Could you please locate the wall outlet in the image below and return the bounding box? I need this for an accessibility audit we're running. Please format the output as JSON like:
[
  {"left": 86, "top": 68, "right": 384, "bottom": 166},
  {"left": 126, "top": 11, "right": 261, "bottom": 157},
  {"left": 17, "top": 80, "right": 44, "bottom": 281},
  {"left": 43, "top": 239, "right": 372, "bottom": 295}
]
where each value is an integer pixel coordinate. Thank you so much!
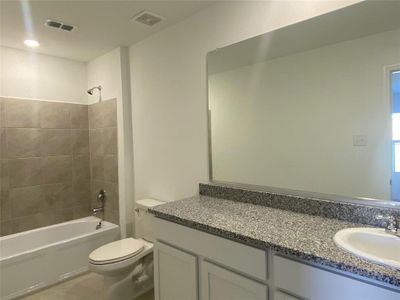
[{"left": 353, "top": 135, "right": 368, "bottom": 146}]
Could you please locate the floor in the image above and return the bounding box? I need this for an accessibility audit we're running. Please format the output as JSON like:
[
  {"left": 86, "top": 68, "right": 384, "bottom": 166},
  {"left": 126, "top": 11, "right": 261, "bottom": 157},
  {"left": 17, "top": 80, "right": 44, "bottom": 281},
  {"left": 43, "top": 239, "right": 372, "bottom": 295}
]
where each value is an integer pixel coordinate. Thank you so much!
[{"left": 19, "top": 272, "right": 154, "bottom": 300}]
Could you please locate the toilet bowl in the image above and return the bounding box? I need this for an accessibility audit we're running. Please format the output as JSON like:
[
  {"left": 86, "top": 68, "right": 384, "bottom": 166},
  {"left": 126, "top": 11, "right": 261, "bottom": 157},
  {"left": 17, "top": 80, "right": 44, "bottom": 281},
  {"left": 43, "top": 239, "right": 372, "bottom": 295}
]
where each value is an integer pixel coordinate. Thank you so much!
[
  {"left": 89, "top": 238, "right": 153, "bottom": 300},
  {"left": 88, "top": 199, "right": 164, "bottom": 300}
]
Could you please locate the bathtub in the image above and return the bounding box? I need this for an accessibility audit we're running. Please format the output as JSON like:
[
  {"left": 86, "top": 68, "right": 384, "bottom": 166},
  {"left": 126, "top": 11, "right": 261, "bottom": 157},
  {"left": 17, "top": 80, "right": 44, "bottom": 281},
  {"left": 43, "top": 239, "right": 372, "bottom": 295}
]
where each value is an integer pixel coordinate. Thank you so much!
[{"left": 0, "top": 216, "right": 119, "bottom": 299}]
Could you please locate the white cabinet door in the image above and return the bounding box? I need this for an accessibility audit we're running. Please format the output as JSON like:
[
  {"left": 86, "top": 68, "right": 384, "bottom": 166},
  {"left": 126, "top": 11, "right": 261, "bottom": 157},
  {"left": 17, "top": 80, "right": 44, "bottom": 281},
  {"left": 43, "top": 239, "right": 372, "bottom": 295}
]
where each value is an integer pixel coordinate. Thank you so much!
[
  {"left": 154, "top": 241, "right": 198, "bottom": 300},
  {"left": 274, "top": 291, "right": 302, "bottom": 300},
  {"left": 201, "top": 261, "right": 268, "bottom": 300},
  {"left": 274, "top": 256, "right": 400, "bottom": 300}
]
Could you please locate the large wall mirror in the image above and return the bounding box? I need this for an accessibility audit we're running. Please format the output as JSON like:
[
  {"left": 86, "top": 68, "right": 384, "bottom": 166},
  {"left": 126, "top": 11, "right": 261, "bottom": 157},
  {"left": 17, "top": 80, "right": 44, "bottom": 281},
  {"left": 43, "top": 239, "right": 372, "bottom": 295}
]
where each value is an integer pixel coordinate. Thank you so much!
[{"left": 207, "top": 1, "right": 400, "bottom": 203}]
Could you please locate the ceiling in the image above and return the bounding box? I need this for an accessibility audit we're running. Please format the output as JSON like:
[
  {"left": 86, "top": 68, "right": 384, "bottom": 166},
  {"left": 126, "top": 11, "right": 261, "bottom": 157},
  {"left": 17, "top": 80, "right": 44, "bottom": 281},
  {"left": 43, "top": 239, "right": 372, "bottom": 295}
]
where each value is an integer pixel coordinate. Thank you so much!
[
  {"left": 0, "top": 0, "right": 214, "bottom": 62},
  {"left": 208, "top": 1, "right": 400, "bottom": 74}
]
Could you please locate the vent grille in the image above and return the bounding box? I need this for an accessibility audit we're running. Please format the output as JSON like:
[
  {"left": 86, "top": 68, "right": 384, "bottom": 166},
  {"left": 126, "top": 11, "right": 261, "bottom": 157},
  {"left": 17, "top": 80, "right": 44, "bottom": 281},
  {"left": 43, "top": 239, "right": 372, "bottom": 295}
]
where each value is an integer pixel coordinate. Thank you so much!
[
  {"left": 132, "top": 10, "right": 165, "bottom": 27},
  {"left": 45, "top": 19, "right": 76, "bottom": 32}
]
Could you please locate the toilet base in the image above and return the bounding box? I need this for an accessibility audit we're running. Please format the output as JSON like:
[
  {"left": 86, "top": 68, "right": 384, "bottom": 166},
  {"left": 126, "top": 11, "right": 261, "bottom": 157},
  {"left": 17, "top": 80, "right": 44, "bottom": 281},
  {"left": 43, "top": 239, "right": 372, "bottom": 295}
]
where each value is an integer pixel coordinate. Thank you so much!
[
  {"left": 102, "top": 255, "right": 154, "bottom": 300},
  {"left": 103, "top": 270, "right": 133, "bottom": 300}
]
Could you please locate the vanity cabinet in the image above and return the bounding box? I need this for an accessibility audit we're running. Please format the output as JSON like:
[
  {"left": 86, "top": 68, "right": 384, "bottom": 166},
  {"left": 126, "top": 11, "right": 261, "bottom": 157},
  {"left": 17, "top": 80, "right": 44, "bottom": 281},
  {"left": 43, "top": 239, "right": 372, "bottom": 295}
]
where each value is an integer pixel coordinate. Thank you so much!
[
  {"left": 200, "top": 261, "right": 267, "bottom": 300},
  {"left": 153, "top": 218, "right": 399, "bottom": 300}
]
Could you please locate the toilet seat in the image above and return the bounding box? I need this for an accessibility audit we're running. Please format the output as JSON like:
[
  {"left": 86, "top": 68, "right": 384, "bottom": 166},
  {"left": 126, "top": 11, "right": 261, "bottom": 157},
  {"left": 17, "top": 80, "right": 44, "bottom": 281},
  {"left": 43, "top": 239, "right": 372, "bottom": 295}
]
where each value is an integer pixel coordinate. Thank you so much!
[{"left": 89, "top": 238, "right": 144, "bottom": 265}]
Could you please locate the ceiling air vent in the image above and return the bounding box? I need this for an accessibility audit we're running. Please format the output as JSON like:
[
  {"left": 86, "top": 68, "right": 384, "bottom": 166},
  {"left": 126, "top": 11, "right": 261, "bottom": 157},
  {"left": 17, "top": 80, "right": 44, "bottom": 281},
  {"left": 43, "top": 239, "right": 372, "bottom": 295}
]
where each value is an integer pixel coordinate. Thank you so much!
[
  {"left": 132, "top": 10, "right": 165, "bottom": 27},
  {"left": 45, "top": 19, "right": 76, "bottom": 32}
]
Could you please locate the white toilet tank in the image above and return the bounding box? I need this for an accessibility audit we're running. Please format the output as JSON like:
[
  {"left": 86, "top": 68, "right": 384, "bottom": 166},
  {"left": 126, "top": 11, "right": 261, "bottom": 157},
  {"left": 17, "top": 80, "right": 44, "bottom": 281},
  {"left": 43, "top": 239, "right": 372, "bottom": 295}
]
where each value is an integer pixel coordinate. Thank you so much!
[{"left": 134, "top": 199, "right": 164, "bottom": 242}]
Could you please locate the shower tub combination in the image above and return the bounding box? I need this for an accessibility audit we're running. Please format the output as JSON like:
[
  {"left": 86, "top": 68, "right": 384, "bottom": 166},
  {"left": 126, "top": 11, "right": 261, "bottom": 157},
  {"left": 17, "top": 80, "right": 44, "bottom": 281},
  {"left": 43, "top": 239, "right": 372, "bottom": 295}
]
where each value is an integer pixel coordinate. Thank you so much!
[{"left": 0, "top": 216, "right": 119, "bottom": 299}]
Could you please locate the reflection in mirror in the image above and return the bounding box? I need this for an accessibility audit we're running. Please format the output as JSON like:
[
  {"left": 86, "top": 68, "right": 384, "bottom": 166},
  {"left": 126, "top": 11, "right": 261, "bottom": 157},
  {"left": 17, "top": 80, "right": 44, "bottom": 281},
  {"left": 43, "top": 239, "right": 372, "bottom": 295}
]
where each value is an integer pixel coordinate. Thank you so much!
[
  {"left": 392, "top": 71, "right": 400, "bottom": 201},
  {"left": 207, "top": 1, "right": 400, "bottom": 202}
]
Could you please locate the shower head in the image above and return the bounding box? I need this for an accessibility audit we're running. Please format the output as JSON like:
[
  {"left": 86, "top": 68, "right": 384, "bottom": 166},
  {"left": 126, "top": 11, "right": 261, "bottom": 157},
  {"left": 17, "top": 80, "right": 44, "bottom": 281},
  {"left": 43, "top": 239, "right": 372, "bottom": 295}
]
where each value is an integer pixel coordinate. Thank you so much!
[
  {"left": 87, "top": 85, "right": 102, "bottom": 101},
  {"left": 87, "top": 85, "right": 101, "bottom": 95}
]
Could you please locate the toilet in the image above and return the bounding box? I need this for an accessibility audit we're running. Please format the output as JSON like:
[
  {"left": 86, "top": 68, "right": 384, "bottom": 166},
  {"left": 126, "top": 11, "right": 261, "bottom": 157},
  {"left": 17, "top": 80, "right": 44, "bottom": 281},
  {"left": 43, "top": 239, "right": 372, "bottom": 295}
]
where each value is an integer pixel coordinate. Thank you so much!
[{"left": 89, "top": 199, "right": 164, "bottom": 300}]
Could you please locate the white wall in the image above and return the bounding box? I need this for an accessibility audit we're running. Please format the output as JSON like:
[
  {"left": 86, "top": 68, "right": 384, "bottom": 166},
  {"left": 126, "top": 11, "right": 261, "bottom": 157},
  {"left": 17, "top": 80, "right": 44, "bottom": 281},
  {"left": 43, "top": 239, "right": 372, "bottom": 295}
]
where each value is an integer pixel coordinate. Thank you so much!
[
  {"left": 87, "top": 48, "right": 122, "bottom": 104},
  {"left": 129, "top": 0, "right": 361, "bottom": 202},
  {"left": 0, "top": 46, "right": 87, "bottom": 103},
  {"left": 86, "top": 47, "right": 134, "bottom": 237},
  {"left": 210, "top": 29, "right": 400, "bottom": 200}
]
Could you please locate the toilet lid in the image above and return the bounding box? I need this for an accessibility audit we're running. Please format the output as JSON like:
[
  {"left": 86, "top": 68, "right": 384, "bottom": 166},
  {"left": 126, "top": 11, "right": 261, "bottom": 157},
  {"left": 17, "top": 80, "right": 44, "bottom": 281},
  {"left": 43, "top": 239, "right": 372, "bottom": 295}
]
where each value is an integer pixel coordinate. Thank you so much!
[{"left": 89, "top": 238, "right": 144, "bottom": 264}]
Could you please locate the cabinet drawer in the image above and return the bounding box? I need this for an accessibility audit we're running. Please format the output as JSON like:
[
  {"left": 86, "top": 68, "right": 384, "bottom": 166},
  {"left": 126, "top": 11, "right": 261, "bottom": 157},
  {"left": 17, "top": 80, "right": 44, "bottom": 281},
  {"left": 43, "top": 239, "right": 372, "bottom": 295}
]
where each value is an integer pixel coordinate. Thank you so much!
[
  {"left": 201, "top": 260, "right": 267, "bottom": 300},
  {"left": 274, "top": 256, "right": 400, "bottom": 300},
  {"left": 154, "top": 217, "right": 267, "bottom": 281}
]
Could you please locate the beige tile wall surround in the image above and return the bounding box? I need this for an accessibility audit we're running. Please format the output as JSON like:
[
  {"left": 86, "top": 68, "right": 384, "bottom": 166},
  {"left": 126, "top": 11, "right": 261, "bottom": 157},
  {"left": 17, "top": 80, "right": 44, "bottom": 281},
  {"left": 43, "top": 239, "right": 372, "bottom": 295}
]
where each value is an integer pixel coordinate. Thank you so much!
[
  {"left": 72, "top": 130, "right": 90, "bottom": 154},
  {"left": 40, "top": 102, "right": 71, "bottom": 129},
  {"left": 0, "top": 128, "right": 6, "bottom": 158},
  {"left": 8, "top": 158, "right": 42, "bottom": 187},
  {"left": 41, "top": 129, "right": 72, "bottom": 156},
  {"left": 4, "top": 99, "right": 40, "bottom": 128},
  {"left": 0, "top": 97, "right": 94, "bottom": 236},
  {"left": 88, "top": 98, "right": 119, "bottom": 225},
  {"left": 6, "top": 128, "right": 42, "bottom": 158},
  {"left": 0, "top": 100, "right": 5, "bottom": 127}
]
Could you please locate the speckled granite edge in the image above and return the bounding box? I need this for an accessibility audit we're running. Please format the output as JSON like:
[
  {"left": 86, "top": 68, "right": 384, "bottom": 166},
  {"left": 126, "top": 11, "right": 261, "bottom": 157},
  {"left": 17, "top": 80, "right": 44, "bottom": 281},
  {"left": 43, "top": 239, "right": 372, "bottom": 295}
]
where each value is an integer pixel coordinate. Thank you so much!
[
  {"left": 199, "top": 183, "right": 400, "bottom": 227},
  {"left": 150, "top": 208, "right": 400, "bottom": 288}
]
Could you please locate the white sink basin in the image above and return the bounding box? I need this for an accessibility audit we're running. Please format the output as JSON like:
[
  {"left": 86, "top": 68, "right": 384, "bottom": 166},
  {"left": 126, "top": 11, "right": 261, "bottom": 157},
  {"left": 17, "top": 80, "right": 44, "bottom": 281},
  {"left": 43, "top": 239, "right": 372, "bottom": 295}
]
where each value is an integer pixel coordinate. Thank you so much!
[{"left": 334, "top": 228, "right": 400, "bottom": 270}]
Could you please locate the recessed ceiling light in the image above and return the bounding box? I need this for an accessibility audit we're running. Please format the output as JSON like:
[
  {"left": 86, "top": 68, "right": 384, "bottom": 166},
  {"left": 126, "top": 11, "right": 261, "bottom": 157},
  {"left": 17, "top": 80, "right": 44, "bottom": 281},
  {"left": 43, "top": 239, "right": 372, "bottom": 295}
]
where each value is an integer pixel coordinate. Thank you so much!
[{"left": 24, "top": 39, "right": 40, "bottom": 48}]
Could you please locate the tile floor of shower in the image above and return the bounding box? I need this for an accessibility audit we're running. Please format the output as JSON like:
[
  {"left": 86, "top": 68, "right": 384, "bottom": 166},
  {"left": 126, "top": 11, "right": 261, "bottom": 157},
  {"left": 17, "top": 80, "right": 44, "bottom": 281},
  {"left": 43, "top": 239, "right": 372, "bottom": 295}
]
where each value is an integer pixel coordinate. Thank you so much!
[{"left": 19, "top": 273, "right": 154, "bottom": 300}]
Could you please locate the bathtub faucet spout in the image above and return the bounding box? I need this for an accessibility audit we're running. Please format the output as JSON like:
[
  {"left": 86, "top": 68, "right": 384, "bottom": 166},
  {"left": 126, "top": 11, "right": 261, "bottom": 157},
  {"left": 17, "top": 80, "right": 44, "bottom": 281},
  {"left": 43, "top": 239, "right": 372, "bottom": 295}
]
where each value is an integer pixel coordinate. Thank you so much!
[
  {"left": 92, "top": 207, "right": 104, "bottom": 214},
  {"left": 92, "top": 207, "right": 104, "bottom": 230},
  {"left": 93, "top": 189, "right": 106, "bottom": 230}
]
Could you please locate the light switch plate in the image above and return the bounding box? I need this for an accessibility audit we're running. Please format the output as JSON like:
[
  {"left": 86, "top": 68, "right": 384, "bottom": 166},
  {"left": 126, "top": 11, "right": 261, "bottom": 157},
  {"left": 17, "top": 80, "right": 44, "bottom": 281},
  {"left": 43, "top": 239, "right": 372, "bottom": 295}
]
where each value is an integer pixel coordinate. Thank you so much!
[{"left": 353, "top": 135, "right": 368, "bottom": 146}]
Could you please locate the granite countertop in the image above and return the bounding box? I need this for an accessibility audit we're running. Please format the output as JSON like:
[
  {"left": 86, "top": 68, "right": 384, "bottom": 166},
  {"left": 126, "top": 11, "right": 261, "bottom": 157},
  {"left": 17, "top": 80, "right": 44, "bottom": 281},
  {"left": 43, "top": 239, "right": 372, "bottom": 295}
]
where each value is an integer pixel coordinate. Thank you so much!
[{"left": 150, "top": 195, "right": 400, "bottom": 288}]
